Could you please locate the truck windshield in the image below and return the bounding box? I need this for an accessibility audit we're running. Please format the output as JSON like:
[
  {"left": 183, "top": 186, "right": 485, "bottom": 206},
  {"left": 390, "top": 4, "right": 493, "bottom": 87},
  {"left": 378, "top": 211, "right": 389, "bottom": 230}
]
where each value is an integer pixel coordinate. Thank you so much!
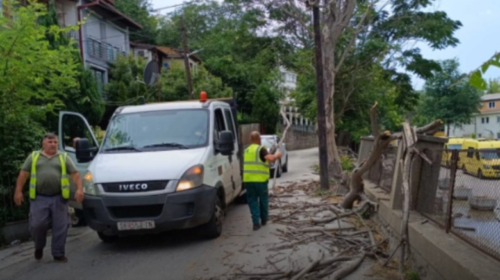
[
  {"left": 480, "top": 150, "right": 500, "bottom": 160},
  {"left": 447, "top": 144, "right": 462, "bottom": 150},
  {"left": 102, "top": 109, "right": 209, "bottom": 151}
]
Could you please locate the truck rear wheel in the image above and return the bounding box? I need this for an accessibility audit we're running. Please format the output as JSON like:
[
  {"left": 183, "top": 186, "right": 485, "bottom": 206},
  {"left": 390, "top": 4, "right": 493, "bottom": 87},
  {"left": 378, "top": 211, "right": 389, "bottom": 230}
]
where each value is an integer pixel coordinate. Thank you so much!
[
  {"left": 202, "top": 195, "right": 224, "bottom": 239},
  {"left": 98, "top": 232, "right": 119, "bottom": 243}
]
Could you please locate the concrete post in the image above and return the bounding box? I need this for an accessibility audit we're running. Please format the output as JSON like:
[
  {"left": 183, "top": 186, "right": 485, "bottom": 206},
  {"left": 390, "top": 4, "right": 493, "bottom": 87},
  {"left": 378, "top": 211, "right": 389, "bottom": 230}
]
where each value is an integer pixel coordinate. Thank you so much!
[{"left": 389, "top": 135, "right": 447, "bottom": 210}]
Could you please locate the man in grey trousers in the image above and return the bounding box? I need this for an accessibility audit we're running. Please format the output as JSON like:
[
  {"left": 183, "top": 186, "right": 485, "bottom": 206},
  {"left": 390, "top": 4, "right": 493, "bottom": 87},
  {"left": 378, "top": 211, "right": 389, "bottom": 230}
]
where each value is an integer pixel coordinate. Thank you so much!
[{"left": 14, "top": 133, "right": 84, "bottom": 263}]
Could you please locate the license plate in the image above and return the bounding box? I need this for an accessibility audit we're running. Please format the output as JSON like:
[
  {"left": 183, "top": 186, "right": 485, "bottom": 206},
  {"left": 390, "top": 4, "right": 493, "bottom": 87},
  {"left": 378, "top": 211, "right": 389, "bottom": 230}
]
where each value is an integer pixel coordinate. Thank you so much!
[{"left": 117, "top": 221, "right": 155, "bottom": 231}]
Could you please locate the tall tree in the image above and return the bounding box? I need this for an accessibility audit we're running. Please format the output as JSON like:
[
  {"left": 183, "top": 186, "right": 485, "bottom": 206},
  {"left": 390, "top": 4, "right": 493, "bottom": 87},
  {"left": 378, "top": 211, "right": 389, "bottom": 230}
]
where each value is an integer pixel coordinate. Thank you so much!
[
  {"left": 248, "top": 0, "right": 461, "bottom": 181},
  {"left": 157, "top": 1, "right": 287, "bottom": 132},
  {"left": 486, "top": 78, "right": 500, "bottom": 94},
  {"left": 115, "top": 0, "right": 159, "bottom": 44},
  {"left": 0, "top": 0, "right": 80, "bottom": 226},
  {"left": 422, "top": 59, "right": 482, "bottom": 135},
  {"left": 159, "top": 62, "right": 233, "bottom": 101}
]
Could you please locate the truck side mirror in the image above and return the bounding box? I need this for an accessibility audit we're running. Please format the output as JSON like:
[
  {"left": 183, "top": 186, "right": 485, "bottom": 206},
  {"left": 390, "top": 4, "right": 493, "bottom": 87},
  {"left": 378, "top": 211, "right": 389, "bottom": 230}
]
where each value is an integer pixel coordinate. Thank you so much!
[
  {"left": 75, "top": 138, "right": 97, "bottom": 163},
  {"left": 218, "top": 131, "right": 234, "bottom": 156}
]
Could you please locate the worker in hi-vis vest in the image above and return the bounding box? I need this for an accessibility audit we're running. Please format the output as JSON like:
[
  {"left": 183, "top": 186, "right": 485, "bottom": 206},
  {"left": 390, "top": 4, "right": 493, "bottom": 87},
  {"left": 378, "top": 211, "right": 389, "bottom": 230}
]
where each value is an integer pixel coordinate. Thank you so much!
[
  {"left": 14, "top": 133, "right": 84, "bottom": 263},
  {"left": 243, "top": 131, "right": 282, "bottom": 231}
]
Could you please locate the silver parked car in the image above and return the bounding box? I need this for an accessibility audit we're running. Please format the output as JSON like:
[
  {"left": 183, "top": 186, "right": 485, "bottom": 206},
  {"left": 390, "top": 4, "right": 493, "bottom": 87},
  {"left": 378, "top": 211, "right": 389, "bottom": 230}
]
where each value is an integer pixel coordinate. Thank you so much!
[{"left": 261, "top": 134, "right": 289, "bottom": 178}]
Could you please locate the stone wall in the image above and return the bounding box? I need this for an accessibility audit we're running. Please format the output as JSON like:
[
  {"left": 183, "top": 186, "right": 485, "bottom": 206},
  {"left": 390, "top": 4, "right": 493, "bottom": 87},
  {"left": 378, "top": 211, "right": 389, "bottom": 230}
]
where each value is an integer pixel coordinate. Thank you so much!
[{"left": 280, "top": 125, "right": 318, "bottom": 150}]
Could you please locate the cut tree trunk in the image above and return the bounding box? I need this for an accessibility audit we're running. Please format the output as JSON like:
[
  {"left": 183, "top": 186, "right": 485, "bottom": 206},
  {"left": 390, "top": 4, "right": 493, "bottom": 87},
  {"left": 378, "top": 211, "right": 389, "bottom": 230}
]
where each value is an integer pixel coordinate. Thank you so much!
[{"left": 341, "top": 102, "right": 443, "bottom": 209}]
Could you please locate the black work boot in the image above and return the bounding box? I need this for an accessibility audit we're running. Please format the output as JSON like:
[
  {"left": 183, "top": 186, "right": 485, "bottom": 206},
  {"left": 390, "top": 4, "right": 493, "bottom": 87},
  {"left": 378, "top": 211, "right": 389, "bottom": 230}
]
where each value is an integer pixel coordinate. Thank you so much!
[
  {"left": 253, "top": 224, "right": 261, "bottom": 231},
  {"left": 34, "top": 249, "right": 43, "bottom": 260}
]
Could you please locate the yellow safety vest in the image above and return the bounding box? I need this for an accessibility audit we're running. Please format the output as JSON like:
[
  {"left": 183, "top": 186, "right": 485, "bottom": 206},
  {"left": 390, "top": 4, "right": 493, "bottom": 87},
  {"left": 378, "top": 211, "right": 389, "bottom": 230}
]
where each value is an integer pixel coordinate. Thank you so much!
[
  {"left": 243, "top": 144, "right": 270, "bottom": 182},
  {"left": 29, "top": 151, "right": 70, "bottom": 200}
]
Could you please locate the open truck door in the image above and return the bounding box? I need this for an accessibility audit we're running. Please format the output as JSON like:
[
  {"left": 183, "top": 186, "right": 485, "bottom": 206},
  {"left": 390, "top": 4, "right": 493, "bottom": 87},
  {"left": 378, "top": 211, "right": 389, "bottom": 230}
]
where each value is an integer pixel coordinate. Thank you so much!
[{"left": 58, "top": 111, "right": 99, "bottom": 209}]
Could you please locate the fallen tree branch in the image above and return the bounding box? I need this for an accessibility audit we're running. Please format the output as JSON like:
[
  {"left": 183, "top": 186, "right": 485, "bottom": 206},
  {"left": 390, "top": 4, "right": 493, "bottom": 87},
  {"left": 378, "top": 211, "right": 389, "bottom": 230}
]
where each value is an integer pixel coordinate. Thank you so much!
[
  {"left": 341, "top": 101, "right": 443, "bottom": 209},
  {"left": 271, "top": 105, "right": 292, "bottom": 190},
  {"left": 290, "top": 257, "right": 321, "bottom": 280},
  {"left": 330, "top": 252, "right": 367, "bottom": 280}
]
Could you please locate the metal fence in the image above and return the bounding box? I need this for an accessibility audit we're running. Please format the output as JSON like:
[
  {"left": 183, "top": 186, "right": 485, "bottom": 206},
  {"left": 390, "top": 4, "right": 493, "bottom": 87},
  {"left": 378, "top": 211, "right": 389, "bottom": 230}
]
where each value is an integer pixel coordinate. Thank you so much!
[{"left": 416, "top": 149, "right": 500, "bottom": 262}]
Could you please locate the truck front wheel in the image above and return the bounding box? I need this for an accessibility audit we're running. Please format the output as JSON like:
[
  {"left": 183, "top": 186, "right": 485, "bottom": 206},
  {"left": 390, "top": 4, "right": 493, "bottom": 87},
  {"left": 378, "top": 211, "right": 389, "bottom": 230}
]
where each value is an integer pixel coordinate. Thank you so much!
[{"left": 202, "top": 195, "right": 224, "bottom": 239}]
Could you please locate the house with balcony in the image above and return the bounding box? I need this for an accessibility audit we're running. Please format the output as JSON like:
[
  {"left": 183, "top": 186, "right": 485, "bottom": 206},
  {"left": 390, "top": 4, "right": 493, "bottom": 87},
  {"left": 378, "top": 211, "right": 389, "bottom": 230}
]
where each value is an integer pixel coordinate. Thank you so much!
[
  {"left": 130, "top": 42, "right": 202, "bottom": 75},
  {"left": 446, "top": 93, "right": 500, "bottom": 139},
  {"left": 279, "top": 66, "right": 297, "bottom": 105},
  {"left": 278, "top": 67, "right": 315, "bottom": 131},
  {"left": 41, "top": 0, "right": 142, "bottom": 94}
]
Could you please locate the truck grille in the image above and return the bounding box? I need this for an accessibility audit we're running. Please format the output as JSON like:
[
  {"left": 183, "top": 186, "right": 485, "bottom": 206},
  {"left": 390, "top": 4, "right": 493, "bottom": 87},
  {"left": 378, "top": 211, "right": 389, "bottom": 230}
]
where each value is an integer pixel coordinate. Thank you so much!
[
  {"left": 108, "top": 205, "right": 164, "bottom": 219},
  {"left": 102, "top": 181, "right": 169, "bottom": 193}
]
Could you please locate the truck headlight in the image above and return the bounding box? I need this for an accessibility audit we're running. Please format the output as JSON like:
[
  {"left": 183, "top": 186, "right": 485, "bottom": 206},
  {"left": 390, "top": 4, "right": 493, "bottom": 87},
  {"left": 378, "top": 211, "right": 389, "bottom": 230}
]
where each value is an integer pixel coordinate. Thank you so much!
[
  {"left": 176, "top": 165, "right": 204, "bottom": 192},
  {"left": 83, "top": 171, "right": 99, "bottom": 195},
  {"left": 484, "top": 165, "right": 491, "bottom": 169}
]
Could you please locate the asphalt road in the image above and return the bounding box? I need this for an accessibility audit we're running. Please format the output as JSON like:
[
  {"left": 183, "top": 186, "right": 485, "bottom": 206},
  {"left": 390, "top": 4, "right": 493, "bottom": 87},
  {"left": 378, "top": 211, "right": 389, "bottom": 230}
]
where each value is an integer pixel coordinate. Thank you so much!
[{"left": 0, "top": 148, "right": 321, "bottom": 280}]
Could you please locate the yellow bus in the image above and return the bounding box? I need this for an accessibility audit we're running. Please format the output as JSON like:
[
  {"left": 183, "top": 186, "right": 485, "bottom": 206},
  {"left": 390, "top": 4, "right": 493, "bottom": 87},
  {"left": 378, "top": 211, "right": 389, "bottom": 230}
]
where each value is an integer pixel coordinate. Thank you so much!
[
  {"left": 462, "top": 139, "right": 500, "bottom": 179},
  {"left": 441, "top": 138, "right": 466, "bottom": 168}
]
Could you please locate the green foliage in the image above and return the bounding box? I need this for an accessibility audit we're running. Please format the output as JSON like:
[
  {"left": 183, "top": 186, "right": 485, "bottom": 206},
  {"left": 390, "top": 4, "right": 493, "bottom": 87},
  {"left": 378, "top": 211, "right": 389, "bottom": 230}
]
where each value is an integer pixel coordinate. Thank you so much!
[
  {"left": 486, "top": 78, "right": 500, "bottom": 94},
  {"left": 115, "top": 0, "right": 159, "bottom": 44},
  {"left": 340, "top": 156, "right": 355, "bottom": 172},
  {"left": 469, "top": 52, "right": 500, "bottom": 90},
  {"left": 105, "top": 54, "right": 150, "bottom": 104},
  {"left": 39, "top": 0, "right": 105, "bottom": 131},
  {"left": 159, "top": 62, "right": 233, "bottom": 101},
  {"left": 0, "top": 0, "right": 81, "bottom": 226},
  {"left": 157, "top": 1, "right": 285, "bottom": 129},
  {"left": 262, "top": 0, "right": 461, "bottom": 142},
  {"left": 92, "top": 126, "right": 106, "bottom": 145},
  {"left": 420, "top": 59, "right": 482, "bottom": 129},
  {"left": 249, "top": 77, "right": 282, "bottom": 133},
  {"left": 405, "top": 271, "right": 421, "bottom": 280},
  {"left": 0, "top": 0, "right": 80, "bottom": 123}
]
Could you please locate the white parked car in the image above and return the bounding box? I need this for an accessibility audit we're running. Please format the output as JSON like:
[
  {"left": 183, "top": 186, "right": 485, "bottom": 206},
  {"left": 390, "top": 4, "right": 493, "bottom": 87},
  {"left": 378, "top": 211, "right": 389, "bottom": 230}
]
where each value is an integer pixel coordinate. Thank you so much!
[{"left": 261, "top": 135, "right": 288, "bottom": 178}]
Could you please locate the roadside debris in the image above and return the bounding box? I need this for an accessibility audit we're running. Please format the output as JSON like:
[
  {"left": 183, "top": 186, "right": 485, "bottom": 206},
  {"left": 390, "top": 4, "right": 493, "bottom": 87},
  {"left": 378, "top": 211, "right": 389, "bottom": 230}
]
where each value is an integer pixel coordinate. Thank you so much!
[{"left": 231, "top": 180, "right": 388, "bottom": 280}]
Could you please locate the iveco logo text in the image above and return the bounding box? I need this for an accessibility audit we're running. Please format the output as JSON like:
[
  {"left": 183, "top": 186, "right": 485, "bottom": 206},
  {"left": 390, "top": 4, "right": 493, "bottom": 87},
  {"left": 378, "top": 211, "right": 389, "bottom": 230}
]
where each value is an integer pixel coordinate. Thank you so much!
[{"left": 119, "top": 184, "right": 148, "bottom": 191}]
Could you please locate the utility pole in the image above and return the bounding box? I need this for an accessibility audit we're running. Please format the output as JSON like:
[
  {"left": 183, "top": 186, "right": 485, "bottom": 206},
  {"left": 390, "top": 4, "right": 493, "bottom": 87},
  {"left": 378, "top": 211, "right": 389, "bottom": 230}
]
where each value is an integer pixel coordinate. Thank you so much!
[
  {"left": 312, "top": 2, "right": 330, "bottom": 190},
  {"left": 181, "top": 16, "right": 194, "bottom": 100}
]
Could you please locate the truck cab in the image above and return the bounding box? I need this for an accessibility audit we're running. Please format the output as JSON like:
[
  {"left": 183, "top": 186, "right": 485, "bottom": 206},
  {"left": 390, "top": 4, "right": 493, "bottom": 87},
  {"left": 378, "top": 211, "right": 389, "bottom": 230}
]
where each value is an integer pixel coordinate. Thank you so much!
[{"left": 58, "top": 94, "right": 244, "bottom": 242}]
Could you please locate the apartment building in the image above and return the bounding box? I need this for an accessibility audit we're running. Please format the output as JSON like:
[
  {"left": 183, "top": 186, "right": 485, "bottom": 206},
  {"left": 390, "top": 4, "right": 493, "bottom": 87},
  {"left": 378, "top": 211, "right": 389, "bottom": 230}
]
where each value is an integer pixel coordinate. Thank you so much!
[{"left": 42, "top": 0, "right": 142, "bottom": 94}]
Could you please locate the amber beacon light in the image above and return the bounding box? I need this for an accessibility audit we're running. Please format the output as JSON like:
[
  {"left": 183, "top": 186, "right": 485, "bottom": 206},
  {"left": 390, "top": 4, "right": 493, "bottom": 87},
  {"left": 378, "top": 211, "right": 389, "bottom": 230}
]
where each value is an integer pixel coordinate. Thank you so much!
[{"left": 199, "top": 91, "right": 208, "bottom": 102}]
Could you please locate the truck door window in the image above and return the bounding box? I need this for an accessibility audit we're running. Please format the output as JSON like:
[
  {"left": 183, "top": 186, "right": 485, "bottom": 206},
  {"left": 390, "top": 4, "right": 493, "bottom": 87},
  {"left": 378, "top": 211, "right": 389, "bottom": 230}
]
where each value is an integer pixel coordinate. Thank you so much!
[
  {"left": 214, "top": 108, "right": 226, "bottom": 141},
  {"left": 467, "top": 148, "right": 474, "bottom": 158},
  {"left": 61, "top": 114, "right": 98, "bottom": 153},
  {"left": 223, "top": 108, "right": 236, "bottom": 140}
]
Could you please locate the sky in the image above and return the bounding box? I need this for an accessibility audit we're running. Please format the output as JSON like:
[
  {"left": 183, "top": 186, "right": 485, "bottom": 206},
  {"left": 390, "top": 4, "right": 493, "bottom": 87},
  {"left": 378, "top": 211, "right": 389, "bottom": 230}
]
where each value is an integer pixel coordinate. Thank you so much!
[{"left": 149, "top": 0, "right": 500, "bottom": 90}]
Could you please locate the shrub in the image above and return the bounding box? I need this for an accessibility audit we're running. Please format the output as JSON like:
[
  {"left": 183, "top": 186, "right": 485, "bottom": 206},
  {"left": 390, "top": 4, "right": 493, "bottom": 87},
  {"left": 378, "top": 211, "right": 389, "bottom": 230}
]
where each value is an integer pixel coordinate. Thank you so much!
[{"left": 341, "top": 155, "right": 355, "bottom": 172}]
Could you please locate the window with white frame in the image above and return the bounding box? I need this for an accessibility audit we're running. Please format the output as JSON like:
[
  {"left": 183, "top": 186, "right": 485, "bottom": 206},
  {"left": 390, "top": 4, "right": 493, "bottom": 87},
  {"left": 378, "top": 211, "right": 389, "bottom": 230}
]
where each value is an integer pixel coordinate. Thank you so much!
[
  {"left": 488, "top": 101, "right": 496, "bottom": 108},
  {"left": 482, "top": 117, "right": 490, "bottom": 124}
]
